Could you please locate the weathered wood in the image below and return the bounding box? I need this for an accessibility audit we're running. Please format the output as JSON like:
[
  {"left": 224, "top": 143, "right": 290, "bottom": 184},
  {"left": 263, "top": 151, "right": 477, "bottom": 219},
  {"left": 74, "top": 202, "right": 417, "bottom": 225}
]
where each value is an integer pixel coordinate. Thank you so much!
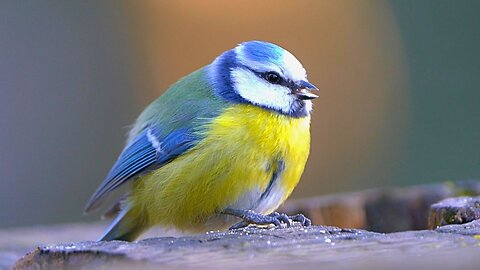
[
  {"left": 13, "top": 221, "right": 480, "bottom": 270},
  {"left": 5, "top": 181, "right": 480, "bottom": 269},
  {"left": 0, "top": 223, "right": 174, "bottom": 270},
  {"left": 280, "top": 180, "right": 480, "bottom": 232},
  {"left": 428, "top": 196, "right": 480, "bottom": 229}
]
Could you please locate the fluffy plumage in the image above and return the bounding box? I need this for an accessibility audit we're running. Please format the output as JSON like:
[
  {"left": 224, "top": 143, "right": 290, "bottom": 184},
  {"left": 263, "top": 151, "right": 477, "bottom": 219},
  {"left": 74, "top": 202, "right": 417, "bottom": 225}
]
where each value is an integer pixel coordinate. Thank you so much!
[{"left": 85, "top": 41, "right": 318, "bottom": 241}]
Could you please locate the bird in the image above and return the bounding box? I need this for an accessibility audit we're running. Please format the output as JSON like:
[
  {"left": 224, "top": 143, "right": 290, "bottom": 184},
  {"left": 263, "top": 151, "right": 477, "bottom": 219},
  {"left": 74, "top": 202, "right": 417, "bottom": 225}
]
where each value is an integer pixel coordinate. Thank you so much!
[{"left": 84, "top": 41, "right": 319, "bottom": 241}]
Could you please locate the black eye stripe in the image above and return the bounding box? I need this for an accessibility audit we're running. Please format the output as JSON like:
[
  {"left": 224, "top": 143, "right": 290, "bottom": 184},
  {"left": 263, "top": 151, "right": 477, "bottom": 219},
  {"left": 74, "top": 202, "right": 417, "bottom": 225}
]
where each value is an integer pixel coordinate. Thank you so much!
[
  {"left": 237, "top": 65, "right": 297, "bottom": 90},
  {"left": 264, "top": 72, "right": 281, "bottom": 84}
]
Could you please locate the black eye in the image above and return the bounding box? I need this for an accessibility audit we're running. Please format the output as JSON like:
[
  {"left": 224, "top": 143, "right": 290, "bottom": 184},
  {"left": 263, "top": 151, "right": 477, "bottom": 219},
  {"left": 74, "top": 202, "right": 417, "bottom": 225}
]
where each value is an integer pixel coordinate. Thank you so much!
[{"left": 265, "top": 72, "right": 282, "bottom": 84}]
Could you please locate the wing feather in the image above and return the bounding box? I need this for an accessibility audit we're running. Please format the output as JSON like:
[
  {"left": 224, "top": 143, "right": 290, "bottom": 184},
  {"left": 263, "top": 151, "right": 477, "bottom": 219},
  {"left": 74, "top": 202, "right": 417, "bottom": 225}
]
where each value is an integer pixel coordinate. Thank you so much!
[{"left": 84, "top": 126, "right": 198, "bottom": 212}]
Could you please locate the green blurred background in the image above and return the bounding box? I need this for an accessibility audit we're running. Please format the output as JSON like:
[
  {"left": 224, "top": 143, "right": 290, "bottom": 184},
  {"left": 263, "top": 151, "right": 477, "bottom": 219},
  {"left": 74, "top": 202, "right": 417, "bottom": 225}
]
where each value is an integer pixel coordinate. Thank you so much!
[{"left": 0, "top": 0, "right": 479, "bottom": 228}]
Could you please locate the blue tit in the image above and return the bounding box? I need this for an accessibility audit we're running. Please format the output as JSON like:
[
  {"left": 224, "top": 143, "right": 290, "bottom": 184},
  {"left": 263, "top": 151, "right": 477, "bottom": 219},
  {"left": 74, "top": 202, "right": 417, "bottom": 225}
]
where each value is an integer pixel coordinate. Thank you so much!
[{"left": 84, "top": 41, "right": 319, "bottom": 241}]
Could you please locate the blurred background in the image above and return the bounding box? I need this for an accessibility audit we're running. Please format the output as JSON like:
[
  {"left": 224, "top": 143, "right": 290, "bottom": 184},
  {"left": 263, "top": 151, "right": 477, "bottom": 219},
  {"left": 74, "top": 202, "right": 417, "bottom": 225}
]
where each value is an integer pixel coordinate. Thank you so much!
[{"left": 1, "top": 0, "right": 479, "bottom": 229}]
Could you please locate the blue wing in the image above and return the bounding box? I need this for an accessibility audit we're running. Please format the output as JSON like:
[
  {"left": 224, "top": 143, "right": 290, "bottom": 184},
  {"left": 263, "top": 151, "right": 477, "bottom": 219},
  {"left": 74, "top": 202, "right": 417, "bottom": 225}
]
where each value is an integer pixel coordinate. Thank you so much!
[{"left": 84, "top": 126, "right": 199, "bottom": 212}]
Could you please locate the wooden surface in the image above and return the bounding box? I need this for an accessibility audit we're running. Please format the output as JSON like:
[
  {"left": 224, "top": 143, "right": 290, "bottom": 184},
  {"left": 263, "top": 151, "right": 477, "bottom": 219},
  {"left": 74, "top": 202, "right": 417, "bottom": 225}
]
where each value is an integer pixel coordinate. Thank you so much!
[
  {"left": 4, "top": 181, "right": 480, "bottom": 270},
  {"left": 279, "top": 180, "right": 480, "bottom": 232},
  {"left": 428, "top": 196, "right": 480, "bottom": 228},
  {"left": 14, "top": 221, "right": 480, "bottom": 270}
]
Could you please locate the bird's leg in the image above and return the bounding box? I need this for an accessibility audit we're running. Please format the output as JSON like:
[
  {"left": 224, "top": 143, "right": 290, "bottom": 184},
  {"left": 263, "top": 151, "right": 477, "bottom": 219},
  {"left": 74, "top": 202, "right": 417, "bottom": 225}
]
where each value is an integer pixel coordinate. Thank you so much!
[
  {"left": 287, "top": 213, "right": 312, "bottom": 226},
  {"left": 222, "top": 208, "right": 312, "bottom": 230},
  {"left": 266, "top": 212, "right": 311, "bottom": 227},
  {"left": 224, "top": 208, "right": 281, "bottom": 229}
]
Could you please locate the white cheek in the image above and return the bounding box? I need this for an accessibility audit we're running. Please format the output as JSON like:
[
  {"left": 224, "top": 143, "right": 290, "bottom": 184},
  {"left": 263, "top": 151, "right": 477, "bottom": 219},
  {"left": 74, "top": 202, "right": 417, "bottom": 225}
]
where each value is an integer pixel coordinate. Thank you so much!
[
  {"left": 304, "top": 100, "right": 312, "bottom": 113},
  {"left": 231, "top": 68, "right": 295, "bottom": 113}
]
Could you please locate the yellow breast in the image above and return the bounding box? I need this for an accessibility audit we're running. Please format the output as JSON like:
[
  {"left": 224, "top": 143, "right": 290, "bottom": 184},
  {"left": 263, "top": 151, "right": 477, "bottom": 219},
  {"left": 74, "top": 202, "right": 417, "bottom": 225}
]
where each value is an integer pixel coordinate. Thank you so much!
[{"left": 131, "top": 104, "right": 311, "bottom": 231}]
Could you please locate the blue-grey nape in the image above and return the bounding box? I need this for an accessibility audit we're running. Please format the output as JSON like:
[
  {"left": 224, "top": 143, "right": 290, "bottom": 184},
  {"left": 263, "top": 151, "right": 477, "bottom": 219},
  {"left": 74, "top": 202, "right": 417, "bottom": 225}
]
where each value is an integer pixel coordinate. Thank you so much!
[{"left": 208, "top": 50, "right": 246, "bottom": 104}]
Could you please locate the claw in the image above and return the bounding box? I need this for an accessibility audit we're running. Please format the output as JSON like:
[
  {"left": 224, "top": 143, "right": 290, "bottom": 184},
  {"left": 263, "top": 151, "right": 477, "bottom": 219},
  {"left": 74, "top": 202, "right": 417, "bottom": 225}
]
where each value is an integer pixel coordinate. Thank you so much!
[
  {"left": 229, "top": 221, "right": 250, "bottom": 230},
  {"left": 223, "top": 208, "right": 311, "bottom": 230},
  {"left": 268, "top": 212, "right": 292, "bottom": 227},
  {"left": 269, "top": 215, "right": 282, "bottom": 227},
  {"left": 289, "top": 214, "right": 312, "bottom": 226}
]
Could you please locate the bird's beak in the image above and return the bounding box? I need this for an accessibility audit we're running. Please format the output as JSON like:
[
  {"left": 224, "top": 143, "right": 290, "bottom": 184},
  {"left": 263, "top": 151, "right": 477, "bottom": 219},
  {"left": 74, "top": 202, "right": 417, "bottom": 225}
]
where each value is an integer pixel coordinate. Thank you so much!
[{"left": 294, "top": 80, "right": 319, "bottom": 100}]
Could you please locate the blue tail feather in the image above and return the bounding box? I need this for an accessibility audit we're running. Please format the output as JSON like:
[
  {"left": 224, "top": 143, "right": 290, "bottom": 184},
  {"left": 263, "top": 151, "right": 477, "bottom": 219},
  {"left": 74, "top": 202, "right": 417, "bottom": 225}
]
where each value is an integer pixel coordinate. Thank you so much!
[{"left": 99, "top": 204, "right": 144, "bottom": 242}]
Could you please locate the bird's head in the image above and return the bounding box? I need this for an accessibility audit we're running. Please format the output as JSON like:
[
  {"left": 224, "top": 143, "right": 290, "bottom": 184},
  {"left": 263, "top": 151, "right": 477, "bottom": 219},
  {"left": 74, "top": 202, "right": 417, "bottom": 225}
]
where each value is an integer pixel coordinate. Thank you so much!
[{"left": 208, "top": 41, "right": 318, "bottom": 118}]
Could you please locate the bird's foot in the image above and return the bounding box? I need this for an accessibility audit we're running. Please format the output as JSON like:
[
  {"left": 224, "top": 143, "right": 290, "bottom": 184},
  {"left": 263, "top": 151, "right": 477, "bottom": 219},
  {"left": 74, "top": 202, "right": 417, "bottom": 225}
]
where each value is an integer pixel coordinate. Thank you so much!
[{"left": 223, "top": 208, "right": 311, "bottom": 230}]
